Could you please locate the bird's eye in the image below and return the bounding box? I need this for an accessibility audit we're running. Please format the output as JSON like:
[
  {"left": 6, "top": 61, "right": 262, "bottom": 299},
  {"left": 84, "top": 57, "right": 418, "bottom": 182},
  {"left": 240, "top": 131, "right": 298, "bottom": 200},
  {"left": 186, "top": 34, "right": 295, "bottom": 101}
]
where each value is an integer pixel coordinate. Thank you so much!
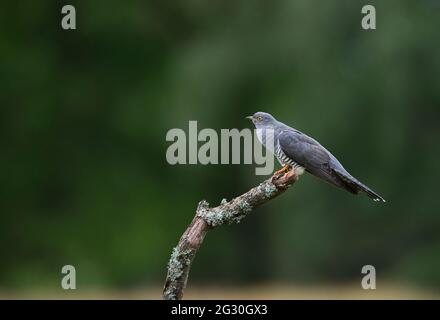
[{"left": 257, "top": 116, "right": 263, "bottom": 121}]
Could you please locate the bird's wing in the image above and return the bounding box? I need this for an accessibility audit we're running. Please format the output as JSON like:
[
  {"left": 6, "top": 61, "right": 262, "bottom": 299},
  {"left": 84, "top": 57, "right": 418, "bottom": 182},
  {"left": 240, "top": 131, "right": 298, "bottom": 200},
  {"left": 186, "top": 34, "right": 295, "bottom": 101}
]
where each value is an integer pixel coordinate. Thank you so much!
[
  {"left": 278, "top": 129, "right": 345, "bottom": 188},
  {"left": 278, "top": 129, "right": 386, "bottom": 201}
]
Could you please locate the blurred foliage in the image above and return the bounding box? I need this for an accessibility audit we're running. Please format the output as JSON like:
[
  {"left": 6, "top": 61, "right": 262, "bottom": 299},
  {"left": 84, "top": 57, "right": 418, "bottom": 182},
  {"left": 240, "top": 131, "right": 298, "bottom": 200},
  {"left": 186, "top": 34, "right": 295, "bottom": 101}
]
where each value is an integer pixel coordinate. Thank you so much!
[{"left": 1, "top": 0, "right": 440, "bottom": 292}]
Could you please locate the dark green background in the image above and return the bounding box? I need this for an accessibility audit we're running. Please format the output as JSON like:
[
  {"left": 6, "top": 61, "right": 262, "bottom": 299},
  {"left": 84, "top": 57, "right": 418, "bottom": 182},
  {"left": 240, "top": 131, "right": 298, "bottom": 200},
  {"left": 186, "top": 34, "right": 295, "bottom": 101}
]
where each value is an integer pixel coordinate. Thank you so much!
[{"left": 1, "top": 0, "right": 440, "bottom": 294}]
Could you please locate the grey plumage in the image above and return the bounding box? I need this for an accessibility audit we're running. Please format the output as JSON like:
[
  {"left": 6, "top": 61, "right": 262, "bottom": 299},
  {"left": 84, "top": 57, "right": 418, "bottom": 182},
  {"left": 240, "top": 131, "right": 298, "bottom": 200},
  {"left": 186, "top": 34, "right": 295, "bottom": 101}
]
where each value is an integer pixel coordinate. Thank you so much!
[{"left": 248, "top": 112, "right": 386, "bottom": 202}]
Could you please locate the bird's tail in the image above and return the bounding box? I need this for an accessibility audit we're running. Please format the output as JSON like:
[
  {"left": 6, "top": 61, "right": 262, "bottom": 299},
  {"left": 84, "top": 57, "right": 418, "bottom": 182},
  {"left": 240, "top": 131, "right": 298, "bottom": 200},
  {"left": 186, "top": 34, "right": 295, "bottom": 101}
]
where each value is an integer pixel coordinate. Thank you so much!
[{"left": 333, "top": 169, "right": 386, "bottom": 203}]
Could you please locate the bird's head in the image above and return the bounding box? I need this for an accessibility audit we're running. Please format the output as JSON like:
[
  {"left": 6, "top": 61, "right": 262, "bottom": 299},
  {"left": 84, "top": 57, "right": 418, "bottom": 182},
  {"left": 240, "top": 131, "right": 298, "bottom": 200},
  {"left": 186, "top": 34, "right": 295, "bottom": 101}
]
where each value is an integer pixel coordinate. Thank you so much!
[{"left": 246, "top": 112, "right": 278, "bottom": 128}]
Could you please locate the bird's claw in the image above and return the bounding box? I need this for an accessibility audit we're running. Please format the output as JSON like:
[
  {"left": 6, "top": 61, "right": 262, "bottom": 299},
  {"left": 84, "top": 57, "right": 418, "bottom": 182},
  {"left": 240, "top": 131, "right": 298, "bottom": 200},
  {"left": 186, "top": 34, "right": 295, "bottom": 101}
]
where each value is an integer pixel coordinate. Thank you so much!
[
  {"left": 274, "top": 165, "right": 290, "bottom": 176},
  {"left": 272, "top": 167, "right": 298, "bottom": 186}
]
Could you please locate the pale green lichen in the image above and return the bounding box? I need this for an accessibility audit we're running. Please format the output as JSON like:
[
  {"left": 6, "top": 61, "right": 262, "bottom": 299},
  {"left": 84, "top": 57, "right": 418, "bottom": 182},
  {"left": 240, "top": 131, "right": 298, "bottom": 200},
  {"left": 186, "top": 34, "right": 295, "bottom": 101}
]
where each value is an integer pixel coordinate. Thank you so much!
[
  {"left": 220, "top": 198, "right": 228, "bottom": 205},
  {"left": 263, "top": 182, "right": 277, "bottom": 197},
  {"left": 164, "top": 247, "right": 195, "bottom": 300},
  {"left": 230, "top": 211, "right": 246, "bottom": 224},
  {"left": 164, "top": 291, "right": 178, "bottom": 300},
  {"left": 199, "top": 208, "right": 230, "bottom": 227},
  {"left": 199, "top": 206, "right": 247, "bottom": 227},
  {"left": 167, "top": 247, "right": 193, "bottom": 282},
  {"left": 239, "top": 201, "right": 252, "bottom": 213},
  {"left": 196, "top": 200, "right": 210, "bottom": 217},
  {"left": 198, "top": 198, "right": 254, "bottom": 227}
]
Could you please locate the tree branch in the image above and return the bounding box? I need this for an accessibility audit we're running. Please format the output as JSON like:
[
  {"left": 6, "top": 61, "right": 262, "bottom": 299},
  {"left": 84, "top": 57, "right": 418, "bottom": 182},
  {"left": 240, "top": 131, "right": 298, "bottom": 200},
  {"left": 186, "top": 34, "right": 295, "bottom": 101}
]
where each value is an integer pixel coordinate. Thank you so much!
[{"left": 162, "top": 169, "right": 300, "bottom": 300}]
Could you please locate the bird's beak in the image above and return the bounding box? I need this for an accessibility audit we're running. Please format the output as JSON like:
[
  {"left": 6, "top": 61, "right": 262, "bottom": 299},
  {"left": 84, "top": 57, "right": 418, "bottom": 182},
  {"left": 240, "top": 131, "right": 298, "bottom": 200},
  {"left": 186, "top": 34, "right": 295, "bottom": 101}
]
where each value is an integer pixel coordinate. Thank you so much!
[{"left": 245, "top": 116, "right": 253, "bottom": 121}]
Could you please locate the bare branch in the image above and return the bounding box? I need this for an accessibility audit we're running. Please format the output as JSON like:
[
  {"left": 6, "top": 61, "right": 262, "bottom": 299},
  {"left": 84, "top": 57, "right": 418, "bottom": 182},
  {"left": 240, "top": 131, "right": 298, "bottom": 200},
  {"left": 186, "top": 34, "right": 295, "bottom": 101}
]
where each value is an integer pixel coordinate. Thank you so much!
[{"left": 162, "top": 169, "right": 299, "bottom": 300}]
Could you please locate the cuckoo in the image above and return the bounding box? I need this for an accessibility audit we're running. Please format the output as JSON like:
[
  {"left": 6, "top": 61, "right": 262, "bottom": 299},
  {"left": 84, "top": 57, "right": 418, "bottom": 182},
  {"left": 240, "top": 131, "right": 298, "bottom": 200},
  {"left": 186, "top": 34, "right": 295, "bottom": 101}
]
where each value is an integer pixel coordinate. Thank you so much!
[{"left": 247, "top": 112, "right": 386, "bottom": 202}]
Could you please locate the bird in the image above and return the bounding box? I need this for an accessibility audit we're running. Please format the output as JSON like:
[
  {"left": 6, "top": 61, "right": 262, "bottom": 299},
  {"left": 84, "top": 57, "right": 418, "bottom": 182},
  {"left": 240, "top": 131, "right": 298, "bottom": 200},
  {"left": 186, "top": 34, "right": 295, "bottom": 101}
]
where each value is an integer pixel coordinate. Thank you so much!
[{"left": 246, "top": 112, "right": 386, "bottom": 202}]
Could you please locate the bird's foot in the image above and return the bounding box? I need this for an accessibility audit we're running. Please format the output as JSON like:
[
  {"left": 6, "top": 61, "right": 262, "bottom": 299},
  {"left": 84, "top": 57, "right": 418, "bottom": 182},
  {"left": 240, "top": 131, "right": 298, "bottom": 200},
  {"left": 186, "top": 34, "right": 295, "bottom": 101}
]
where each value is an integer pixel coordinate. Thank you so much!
[
  {"left": 272, "top": 167, "right": 299, "bottom": 186},
  {"left": 274, "top": 165, "right": 290, "bottom": 176}
]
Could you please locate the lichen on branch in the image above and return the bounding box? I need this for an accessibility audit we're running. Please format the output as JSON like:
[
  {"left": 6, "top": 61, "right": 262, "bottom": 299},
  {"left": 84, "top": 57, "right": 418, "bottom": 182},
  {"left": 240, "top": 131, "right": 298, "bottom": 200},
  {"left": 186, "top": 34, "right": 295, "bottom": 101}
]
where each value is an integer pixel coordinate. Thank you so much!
[{"left": 163, "top": 169, "right": 299, "bottom": 300}]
